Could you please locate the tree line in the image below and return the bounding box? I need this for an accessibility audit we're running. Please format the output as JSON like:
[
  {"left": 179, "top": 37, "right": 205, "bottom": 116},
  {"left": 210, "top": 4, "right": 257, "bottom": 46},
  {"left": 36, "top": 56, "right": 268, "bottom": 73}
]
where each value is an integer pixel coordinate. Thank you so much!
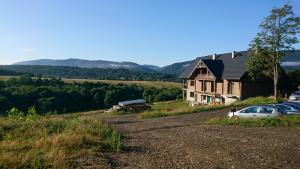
[
  {"left": 0, "top": 76, "right": 182, "bottom": 115},
  {"left": 0, "top": 65, "right": 179, "bottom": 82}
]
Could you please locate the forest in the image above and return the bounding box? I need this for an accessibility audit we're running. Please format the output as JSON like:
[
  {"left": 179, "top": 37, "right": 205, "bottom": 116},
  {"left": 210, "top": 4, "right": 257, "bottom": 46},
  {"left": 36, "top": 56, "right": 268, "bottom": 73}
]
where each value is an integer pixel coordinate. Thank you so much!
[
  {"left": 0, "top": 65, "right": 179, "bottom": 81},
  {"left": 0, "top": 76, "right": 182, "bottom": 115}
]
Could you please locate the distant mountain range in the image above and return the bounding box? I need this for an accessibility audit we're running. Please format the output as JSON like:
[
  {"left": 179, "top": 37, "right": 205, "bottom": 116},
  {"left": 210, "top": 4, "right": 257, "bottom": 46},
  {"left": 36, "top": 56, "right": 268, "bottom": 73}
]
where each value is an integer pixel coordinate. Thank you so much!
[
  {"left": 14, "top": 59, "right": 158, "bottom": 73},
  {"left": 13, "top": 50, "right": 300, "bottom": 75}
]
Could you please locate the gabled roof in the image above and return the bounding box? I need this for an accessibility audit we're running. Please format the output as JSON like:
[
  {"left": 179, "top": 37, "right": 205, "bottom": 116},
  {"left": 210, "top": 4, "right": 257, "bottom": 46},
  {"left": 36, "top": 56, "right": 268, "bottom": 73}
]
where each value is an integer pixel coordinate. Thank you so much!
[
  {"left": 179, "top": 51, "right": 250, "bottom": 80},
  {"left": 179, "top": 50, "right": 300, "bottom": 80}
]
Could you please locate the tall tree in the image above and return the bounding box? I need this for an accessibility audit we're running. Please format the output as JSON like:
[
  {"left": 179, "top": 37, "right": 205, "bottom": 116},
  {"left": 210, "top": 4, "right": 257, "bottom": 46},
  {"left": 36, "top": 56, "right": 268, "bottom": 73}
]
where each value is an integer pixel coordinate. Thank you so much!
[{"left": 247, "top": 4, "right": 300, "bottom": 99}]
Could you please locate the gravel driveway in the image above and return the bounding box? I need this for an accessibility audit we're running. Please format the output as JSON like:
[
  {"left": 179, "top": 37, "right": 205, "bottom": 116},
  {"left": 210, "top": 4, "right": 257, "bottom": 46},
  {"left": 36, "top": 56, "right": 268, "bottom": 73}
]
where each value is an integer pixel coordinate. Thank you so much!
[{"left": 90, "top": 109, "right": 300, "bottom": 169}]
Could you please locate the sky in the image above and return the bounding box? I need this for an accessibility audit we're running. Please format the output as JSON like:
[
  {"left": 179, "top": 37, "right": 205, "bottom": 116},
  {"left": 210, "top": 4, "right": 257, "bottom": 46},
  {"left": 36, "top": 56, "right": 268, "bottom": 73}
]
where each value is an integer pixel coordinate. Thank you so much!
[{"left": 0, "top": 0, "right": 300, "bottom": 66}]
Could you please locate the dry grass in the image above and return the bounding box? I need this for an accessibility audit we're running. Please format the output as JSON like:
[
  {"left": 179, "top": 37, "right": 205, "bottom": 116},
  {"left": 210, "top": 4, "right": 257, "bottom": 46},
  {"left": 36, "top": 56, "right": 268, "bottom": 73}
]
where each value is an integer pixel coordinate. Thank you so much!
[
  {"left": 0, "top": 113, "right": 123, "bottom": 169},
  {"left": 62, "top": 78, "right": 181, "bottom": 88}
]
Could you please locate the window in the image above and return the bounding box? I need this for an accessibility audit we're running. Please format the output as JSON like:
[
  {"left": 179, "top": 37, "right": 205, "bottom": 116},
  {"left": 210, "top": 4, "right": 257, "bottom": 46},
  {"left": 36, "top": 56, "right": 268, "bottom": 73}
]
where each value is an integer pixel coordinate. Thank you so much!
[
  {"left": 201, "top": 81, "right": 207, "bottom": 91},
  {"left": 275, "top": 105, "right": 292, "bottom": 111},
  {"left": 240, "top": 107, "right": 258, "bottom": 113},
  {"left": 258, "top": 107, "right": 274, "bottom": 114},
  {"left": 190, "top": 81, "right": 195, "bottom": 86},
  {"left": 211, "top": 82, "right": 215, "bottom": 92},
  {"left": 228, "top": 81, "right": 234, "bottom": 94},
  {"left": 190, "top": 92, "right": 194, "bottom": 98}
]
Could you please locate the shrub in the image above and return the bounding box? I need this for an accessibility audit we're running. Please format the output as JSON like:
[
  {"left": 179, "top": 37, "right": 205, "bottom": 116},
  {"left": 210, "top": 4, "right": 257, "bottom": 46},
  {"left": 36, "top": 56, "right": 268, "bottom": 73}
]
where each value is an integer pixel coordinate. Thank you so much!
[{"left": 26, "top": 106, "right": 39, "bottom": 120}]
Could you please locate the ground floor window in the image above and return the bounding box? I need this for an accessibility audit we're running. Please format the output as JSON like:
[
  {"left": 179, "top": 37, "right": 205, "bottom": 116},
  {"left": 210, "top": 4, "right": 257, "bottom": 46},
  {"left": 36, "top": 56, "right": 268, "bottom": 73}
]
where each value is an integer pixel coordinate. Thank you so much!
[
  {"left": 228, "top": 81, "right": 234, "bottom": 94},
  {"left": 190, "top": 92, "right": 194, "bottom": 98}
]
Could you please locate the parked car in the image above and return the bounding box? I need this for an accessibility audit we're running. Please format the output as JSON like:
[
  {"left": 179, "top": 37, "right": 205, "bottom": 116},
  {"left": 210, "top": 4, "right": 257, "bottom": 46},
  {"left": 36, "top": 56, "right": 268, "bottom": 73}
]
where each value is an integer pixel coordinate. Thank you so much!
[
  {"left": 289, "top": 91, "right": 300, "bottom": 101},
  {"left": 270, "top": 103, "right": 300, "bottom": 115},
  {"left": 227, "top": 105, "right": 285, "bottom": 119}
]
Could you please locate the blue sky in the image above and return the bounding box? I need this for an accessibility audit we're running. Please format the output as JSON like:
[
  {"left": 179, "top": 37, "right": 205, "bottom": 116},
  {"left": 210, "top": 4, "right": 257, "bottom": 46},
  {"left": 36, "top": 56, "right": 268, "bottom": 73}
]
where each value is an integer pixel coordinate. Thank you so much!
[{"left": 0, "top": 0, "right": 299, "bottom": 66}]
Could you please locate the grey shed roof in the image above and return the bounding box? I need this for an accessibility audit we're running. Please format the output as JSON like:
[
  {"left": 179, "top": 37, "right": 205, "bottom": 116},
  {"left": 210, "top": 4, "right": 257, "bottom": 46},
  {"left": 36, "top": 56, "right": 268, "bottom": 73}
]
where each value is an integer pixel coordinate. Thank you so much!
[
  {"left": 179, "top": 51, "right": 250, "bottom": 80},
  {"left": 118, "top": 99, "right": 146, "bottom": 106}
]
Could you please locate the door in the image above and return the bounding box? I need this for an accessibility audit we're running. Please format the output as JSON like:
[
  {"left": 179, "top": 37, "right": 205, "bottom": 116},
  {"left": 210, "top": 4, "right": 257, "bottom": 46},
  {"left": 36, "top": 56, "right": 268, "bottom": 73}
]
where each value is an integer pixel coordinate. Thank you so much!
[
  {"left": 207, "top": 96, "right": 211, "bottom": 103},
  {"left": 257, "top": 106, "right": 274, "bottom": 118}
]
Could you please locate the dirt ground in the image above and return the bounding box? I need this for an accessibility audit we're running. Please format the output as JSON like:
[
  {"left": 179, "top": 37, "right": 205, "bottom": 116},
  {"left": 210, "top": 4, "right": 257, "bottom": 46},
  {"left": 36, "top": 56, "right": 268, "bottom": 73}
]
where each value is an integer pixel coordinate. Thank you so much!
[{"left": 77, "top": 109, "right": 300, "bottom": 169}]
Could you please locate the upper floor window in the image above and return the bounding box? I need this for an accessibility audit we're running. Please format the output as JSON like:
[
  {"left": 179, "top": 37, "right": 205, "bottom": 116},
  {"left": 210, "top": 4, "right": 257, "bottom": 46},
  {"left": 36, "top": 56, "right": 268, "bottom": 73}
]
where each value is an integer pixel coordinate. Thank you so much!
[
  {"left": 190, "top": 80, "right": 195, "bottom": 86},
  {"left": 201, "top": 81, "right": 206, "bottom": 91}
]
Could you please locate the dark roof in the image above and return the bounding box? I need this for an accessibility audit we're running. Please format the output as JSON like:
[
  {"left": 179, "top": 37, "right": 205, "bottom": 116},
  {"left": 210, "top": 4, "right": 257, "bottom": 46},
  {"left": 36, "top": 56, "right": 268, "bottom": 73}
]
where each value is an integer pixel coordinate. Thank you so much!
[
  {"left": 118, "top": 99, "right": 146, "bottom": 106},
  {"left": 179, "top": 51, "right": 250, "bottom": 80},
  {"left": 179, "top": 50, "right": 300, "bottom": 80}
]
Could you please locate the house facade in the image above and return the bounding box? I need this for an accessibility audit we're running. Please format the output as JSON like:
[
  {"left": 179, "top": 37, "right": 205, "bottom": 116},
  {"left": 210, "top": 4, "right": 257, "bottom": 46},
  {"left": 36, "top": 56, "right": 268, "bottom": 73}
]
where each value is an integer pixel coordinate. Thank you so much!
[{"left": 179, "top": 51, "right": 273, "bottom": 105}]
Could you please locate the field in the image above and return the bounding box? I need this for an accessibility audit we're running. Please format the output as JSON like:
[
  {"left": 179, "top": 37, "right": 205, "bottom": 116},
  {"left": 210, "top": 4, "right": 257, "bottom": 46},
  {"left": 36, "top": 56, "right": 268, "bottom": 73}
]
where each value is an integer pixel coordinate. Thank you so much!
[
  {"left": 0, "top": 112, "right": 123, "bottom": 168},
  {"left": 0, "top": 76, "right": 181, "bottom": 89},
  {"left": 62, "top": 78, "right": 181, "bottom": 88}
]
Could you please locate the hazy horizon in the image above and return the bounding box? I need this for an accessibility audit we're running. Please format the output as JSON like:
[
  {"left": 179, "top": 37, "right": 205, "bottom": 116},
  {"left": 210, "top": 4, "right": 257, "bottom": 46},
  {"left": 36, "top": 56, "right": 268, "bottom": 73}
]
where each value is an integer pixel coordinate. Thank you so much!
[{"left": 1, "top": 0, "right": 300, "bottom": 66}]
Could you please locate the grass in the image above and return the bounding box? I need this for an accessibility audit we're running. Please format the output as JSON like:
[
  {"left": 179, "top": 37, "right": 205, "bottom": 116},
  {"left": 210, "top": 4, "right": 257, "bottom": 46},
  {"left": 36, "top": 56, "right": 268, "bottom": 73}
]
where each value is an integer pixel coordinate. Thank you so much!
[
  {"left": 0, "top": 76, "right": 181, "bottom": 89},
  {"left": 0, "top": 76, "right": 17, "bottom": 81},
  {"left": 206, "top": 115, "right": 300, "bottom": 127},
  {"left": 0, "top": 113, "right": 123, "bottom": 168},
  {"left": 139, "top": 100, "right": 227, "bottom": 119},
  {"left": 233, "top": 96, "right": 280, "bottom": 107}
]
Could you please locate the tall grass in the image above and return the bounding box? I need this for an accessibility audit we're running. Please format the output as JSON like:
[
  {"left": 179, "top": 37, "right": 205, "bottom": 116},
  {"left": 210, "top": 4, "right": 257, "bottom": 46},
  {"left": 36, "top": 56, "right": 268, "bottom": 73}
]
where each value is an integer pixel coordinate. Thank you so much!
[
  {"left": 0, "top": 114, "right": 123, "bottom": 168},
  {"left": 206, "top": 115, "right": 300, "bottom": 127},
  {"left": 139, "top": 100, "right": 227, "bottom": 119}
]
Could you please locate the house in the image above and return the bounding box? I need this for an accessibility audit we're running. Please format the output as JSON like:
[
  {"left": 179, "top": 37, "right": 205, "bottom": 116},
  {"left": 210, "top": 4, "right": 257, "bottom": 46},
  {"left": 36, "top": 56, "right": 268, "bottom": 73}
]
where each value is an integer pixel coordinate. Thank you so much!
[{"left": 179, "top": 51, "right": 274, "bottom": 105}]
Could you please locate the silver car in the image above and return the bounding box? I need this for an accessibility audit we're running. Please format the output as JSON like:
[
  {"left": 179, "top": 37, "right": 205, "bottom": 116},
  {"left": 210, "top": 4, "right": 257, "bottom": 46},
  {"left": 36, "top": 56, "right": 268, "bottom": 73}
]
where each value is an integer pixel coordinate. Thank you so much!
[
  {"left": 271, "top": 103, "right": 300, "bottom": 115},
  {"left": 289, "top": 91, "right": 300, "bottom": 101},
  {"left": 228, "top": 105, "right": 284, "bottom": 119}
]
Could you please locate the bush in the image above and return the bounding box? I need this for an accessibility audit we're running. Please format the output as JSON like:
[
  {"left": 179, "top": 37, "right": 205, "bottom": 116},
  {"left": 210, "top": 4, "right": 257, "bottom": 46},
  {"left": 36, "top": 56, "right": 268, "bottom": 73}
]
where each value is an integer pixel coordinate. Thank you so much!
[
  {"left": 7, "top": 107, "right": 25, "bottom": 120},
  {"left": 27, "top": 106, "right": 39, "bottom": 120}
]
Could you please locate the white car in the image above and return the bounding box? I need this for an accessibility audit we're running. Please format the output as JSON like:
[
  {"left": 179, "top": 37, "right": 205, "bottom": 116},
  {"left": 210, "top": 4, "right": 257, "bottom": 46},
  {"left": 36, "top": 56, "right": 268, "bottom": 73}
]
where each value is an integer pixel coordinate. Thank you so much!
[
  {"left": 227, "top": 105, "right": 284, "bottom": 119},
  {"left": 289, "top": 91, "right": 300, "bottom": 101}
]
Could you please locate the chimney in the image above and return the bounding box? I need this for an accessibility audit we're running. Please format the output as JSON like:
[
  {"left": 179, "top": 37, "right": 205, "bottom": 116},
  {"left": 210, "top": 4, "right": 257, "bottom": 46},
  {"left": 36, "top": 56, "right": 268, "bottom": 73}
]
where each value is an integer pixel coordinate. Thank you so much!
[
  {"left": 212, "top": 54, "right": 216, "bottom": 60},
  {"left": 231, "top": 51, "right": 235, "bottom": 59}
]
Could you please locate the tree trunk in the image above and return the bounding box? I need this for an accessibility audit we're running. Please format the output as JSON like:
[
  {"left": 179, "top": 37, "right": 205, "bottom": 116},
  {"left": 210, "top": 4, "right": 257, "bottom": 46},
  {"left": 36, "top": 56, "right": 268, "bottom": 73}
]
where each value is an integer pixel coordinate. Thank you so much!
[
  {"left": 273, "top": 61, "right": 278, "bottom": 100},
  {"left": 274, "top": 73, "right": 278, "bottom": 100}
]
